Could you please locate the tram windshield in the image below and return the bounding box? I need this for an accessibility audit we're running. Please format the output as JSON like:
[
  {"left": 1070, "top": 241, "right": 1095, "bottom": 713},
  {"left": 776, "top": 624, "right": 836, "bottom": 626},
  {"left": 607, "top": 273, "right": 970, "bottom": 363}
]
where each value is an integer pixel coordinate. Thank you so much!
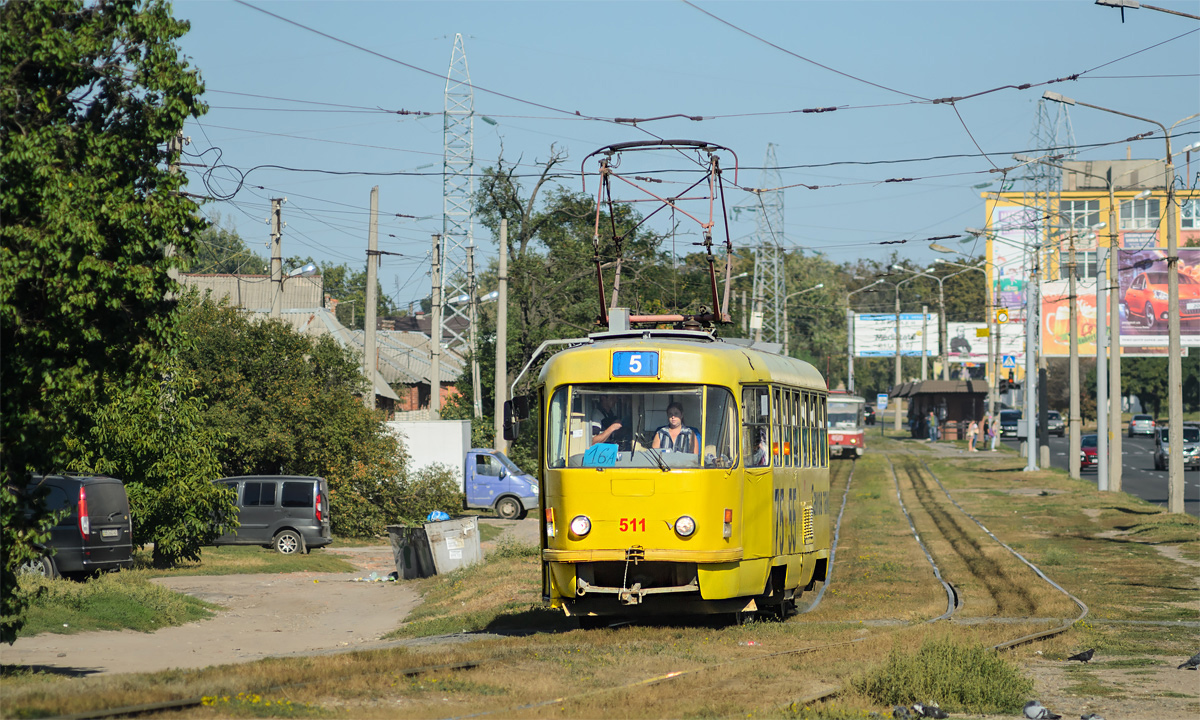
[
  {"left": 827, "top": 401, "right": 863, "bottom": 430},
  {"left": 547, "top": 385, "right": 738, "bottom": 470}
]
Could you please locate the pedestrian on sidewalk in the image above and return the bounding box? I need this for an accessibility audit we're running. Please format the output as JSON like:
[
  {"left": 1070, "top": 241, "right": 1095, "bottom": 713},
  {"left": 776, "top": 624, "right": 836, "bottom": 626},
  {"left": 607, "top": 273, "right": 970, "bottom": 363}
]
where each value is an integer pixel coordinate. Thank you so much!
[
  {"left": 987, "top": 414, "right": 998, "bottom": 451},
  {"left": 967, "top": 418, "right": 979, "bottom": 451},
  {"left": 927, "top": 410, "right": 939, "bottom": 443}
]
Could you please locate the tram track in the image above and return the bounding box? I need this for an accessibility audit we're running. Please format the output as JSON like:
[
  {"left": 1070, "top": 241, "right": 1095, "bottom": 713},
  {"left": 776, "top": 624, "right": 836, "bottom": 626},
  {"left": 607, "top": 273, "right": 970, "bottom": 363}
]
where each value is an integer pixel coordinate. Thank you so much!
[{"left": 883, "top": 453, "right": 961, "bottom": 621}]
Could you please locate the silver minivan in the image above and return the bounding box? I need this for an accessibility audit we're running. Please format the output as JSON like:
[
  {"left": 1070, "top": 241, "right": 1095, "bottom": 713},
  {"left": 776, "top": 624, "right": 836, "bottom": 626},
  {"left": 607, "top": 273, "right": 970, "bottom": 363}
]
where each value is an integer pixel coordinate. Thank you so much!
[{"left": 213, "top": 476, "right": 332, "bottom": 554}]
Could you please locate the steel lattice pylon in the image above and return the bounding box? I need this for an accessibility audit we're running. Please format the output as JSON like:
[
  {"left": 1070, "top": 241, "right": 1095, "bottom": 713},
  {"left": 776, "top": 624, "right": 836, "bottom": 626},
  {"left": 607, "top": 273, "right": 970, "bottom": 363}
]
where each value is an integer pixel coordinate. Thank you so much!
[
  {"left": 441, "top": 33, "right": 474, "bottom": 352},
  {"left": 1024, "top": 98, "right": 1077, "bottom": 273},
  {"left": 750, "top": 143, "right": 785, "bottom": 343}
]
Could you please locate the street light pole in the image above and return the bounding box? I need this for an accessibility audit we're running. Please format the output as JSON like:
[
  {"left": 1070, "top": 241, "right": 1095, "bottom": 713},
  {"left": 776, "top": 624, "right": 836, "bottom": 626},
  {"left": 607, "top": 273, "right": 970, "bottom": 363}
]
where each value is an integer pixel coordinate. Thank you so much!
[
  {"left": 847, "top": 279, "right": 886, "bottom": 394},
  {"left": 1043, "top": 91, "right": 1196, "bottom": 512},
  {"left": 892, "top": 276, "right": 919, "bottom": 433},
  {"left": 781, "top": 283, "right": 825, "bottom": 357}
]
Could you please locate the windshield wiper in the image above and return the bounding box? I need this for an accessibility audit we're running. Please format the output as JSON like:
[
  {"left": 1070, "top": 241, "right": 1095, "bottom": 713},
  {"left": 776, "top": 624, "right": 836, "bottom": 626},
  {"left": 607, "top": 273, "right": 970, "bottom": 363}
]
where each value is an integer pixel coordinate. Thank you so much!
[{"left": 646, "top": 447, "right": 671, "bottom": 472}]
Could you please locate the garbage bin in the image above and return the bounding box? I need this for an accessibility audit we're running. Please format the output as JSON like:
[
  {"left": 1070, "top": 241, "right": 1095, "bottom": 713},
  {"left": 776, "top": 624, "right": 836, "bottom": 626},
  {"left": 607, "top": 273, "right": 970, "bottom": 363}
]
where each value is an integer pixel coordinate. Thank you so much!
[
  {"left": 424, "top": 515, "right": 482, "bottom": 574},
  {"left": 386, "top": 525, "right": 435, "bottom": 579},
  {"left": 386, "top": 516, "right": 482, "bottom": 579}
]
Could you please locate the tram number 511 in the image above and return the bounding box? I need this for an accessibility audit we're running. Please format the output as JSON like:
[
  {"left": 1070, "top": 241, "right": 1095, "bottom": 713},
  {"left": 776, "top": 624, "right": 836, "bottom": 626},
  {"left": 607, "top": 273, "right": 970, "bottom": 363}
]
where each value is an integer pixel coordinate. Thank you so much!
[
  {"left": 619, "top": 518, "right": 646, "bottom": 532},
  {"left": 774, "top": 488, "right": 798, "bottom": 555}
]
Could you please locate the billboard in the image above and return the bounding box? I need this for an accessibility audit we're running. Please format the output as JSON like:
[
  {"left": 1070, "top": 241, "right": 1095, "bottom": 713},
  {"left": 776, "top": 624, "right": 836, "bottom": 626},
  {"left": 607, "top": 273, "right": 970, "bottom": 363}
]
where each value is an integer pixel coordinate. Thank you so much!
[
  {"left": 989, "top": 206, "right": 1037, "bottom": 323},
  {"left": 1115, "top": 247, "right": 1200, "bottom": 347},
  {"left": 1039, "top": 248, "right": 1200, "bottom": 356},
  {"left": 853, "top": 313, "right": 940, "bottom": 357},
  {"left": 945, "top": 322, "right": 1025, "bottom": 364}
]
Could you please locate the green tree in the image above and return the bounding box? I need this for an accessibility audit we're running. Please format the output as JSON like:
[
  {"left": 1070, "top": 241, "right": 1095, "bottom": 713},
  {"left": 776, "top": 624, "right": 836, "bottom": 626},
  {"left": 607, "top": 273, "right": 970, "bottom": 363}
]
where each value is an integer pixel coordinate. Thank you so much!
[
  {"left": 65, "top": 369, "right": 236, "bottom": 566},
  {"left": 320, "top": 261, "right": 397, "bottom": 330},
  {"left": 182, "top": 214, "right": 267, "bottom": 274},
  {"left": 176, "top": 294, "right": 408, "bottom": 536},
  {"left": 0, "top": 0, "right": 205, "bottom": 642}
]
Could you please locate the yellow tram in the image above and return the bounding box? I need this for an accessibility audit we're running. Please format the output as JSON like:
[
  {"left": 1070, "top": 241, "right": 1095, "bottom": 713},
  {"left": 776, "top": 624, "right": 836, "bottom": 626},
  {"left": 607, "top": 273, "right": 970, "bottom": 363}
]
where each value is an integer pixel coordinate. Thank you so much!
[{"left": 525, "top": 323, "right": 831, "bottom": 624}]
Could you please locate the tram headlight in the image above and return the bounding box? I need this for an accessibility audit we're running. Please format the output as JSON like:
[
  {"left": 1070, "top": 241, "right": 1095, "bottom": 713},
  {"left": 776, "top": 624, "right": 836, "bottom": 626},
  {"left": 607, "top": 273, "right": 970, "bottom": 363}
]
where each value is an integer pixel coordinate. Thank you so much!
[
  {"left": 674, "top": 515, "right": 696, "bottom": 537},
  {"left": 569, "top": 515, "right": 592, "bottom": 537}
]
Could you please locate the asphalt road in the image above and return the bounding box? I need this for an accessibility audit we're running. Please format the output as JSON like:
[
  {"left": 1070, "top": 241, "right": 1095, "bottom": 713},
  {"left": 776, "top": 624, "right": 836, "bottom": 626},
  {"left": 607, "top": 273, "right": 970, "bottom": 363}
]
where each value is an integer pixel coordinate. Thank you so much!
[{"left": 1001, "top": 433, "right": 1200, "bottom": 518}]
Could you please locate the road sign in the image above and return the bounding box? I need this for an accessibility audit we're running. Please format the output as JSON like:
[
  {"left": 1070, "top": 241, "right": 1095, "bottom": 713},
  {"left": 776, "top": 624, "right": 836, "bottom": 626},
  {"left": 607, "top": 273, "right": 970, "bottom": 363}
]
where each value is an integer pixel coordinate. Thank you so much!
[
  {"left": 876, "top": 393, "right": 889, "bottom": 411},
  {"left": 995, "top": 308, "right": 1009, "bottom": 324},
  {"left": 1001, "top": 355, "right": 1017, "bottom": 369}
]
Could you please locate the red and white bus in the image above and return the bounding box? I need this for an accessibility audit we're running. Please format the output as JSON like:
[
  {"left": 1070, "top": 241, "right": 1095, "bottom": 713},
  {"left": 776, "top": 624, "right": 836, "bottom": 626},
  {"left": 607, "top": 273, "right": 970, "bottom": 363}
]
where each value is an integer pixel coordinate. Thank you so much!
[{"left": 827, "top": 392, "right": 866, "bottom": 459}]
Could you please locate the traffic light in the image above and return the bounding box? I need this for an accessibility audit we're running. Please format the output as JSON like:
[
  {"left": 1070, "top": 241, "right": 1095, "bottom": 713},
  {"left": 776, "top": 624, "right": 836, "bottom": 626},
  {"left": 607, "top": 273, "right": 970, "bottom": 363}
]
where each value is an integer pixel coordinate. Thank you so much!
[{"left": 999, "top": 378, "right": 1009, "bottom": 392}]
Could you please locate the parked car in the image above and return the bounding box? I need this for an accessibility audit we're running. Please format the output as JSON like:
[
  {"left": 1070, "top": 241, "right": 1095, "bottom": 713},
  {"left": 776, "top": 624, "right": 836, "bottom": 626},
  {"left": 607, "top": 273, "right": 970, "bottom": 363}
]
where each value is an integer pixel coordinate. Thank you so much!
[
  {"left": 1080, "top": 434, "right": 1098, "bottom": 470},
  {"left": 1129, "top": 414, "right": 1155, "bottom": 437},
  {"left": 863, "top": 405, "right": 876, "bottom": 426},
  {"left": 1153, "top": 424, "right": 1200, "bottom": 471},
  {"left": 1000, "top": 409, "right": 1022, "bottom": 438},
  {"left": 213, "top": 475, "right": 332, "bottom": 554},
  {"left": 1046, "top": 410, "right": 1065, "bottom": 437},
  {"left": 1122, "top": 271, "right": 1200, "bottom": 329},
  {"left": 19, "top": 474, "right": 134, "bottom": 579}
]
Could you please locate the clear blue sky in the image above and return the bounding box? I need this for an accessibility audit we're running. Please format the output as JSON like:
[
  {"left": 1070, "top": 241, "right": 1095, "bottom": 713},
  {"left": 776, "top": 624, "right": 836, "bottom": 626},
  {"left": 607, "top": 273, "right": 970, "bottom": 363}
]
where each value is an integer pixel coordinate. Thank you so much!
[{"left": 174, "top": 0, "right": 1200, "bottom": 310}]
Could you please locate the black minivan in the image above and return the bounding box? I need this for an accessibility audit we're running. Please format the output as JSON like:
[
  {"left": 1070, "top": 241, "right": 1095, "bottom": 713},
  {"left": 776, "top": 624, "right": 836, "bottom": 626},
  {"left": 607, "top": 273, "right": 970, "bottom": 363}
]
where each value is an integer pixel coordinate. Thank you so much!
[
  {"left": 21, "top": 474, "right": 134, "bottom": 579},
  {"left": 213, "top": 476, "right": 332, "bottom": 554}
]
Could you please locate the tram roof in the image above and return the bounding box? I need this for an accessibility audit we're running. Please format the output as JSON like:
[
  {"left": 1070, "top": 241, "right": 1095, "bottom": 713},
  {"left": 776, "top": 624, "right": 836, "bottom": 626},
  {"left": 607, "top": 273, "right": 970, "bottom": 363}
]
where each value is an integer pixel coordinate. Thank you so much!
[{"left": 537, "top": 329, "right": 827, "bottom": 390}]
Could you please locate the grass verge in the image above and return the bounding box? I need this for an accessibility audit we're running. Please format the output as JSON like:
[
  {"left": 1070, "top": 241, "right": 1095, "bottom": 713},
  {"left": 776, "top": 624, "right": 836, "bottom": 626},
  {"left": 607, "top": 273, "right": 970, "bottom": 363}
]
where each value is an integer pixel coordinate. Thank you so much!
[
  {"left": 134, "top": 545, "right": 359, "bottom": 577},
  {"left": 7, "top": 571, "right": 216, "bottom": 637}
]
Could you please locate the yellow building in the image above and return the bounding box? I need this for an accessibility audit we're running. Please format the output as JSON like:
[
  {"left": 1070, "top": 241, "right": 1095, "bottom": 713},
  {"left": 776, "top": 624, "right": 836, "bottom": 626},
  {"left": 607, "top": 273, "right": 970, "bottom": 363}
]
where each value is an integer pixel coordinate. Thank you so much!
[{"left": 983, "top": 158, "right": 1200, "bottom": 360}]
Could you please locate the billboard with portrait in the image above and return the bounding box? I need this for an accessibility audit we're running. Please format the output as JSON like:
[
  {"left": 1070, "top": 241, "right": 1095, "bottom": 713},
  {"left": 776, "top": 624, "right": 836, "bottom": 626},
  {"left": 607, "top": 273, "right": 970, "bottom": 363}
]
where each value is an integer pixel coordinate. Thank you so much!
[{"left": 945, "top": 322, "right": 1025, "bottom": 364}]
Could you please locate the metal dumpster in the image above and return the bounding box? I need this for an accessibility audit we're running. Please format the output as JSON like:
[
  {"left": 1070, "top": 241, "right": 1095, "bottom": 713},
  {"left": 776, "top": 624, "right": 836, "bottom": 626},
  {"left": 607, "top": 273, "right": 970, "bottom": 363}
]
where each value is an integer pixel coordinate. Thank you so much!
[{"left": 386, "top": 516, "right": 482, "bottom": 578}]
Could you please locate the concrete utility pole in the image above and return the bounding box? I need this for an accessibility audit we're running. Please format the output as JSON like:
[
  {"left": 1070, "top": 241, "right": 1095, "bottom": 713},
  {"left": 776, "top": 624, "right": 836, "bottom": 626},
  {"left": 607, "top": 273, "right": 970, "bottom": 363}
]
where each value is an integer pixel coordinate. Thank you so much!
[
  {"left": 166, "top": 132, "right": 183, "bottom": 296},
  {"left": 1068, "top": 235, "right": 1081, "bottom": 479},
  {"left": 846, "top": 308, "right": 855, "bottom": 393},
  {"left": 921, "top": 305, "right": 929, "bottom": 380},
  {"left": 1107, "top": 172, "right": 1122, "bottom": 492},
  {"left": 494, "top": 220, "right": 509, "bottom": 453},
  {"left": 1097, "top": 243, "right": 1109, "bottom": 491},
  {"left": 269, "top": 198, "right": 283, "bottom": 319},
  {"left": 893, "top": 287, "right": 903, "bottom": 432},
  {"left": 1023, "top": 245, "right": 1039, "bottom": 472},
  {"left": 1165, "top": 140, "right": 1184, "bottom": 514},
  {"left": 468, "top": 246, "right": 482, "bottom": 418},
  {"left": 363, "top": 186, "right": 379, "bottom": 411},
  {"left": 430, "top": 235, "right": 443, "bottom": 416}
]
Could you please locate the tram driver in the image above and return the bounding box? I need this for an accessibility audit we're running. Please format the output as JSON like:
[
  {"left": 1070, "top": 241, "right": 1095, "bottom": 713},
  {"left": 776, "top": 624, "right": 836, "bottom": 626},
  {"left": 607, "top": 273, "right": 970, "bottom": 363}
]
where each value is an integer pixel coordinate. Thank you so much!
[{"left": 590, "top": 394, "right": 630, "bottom": 449}]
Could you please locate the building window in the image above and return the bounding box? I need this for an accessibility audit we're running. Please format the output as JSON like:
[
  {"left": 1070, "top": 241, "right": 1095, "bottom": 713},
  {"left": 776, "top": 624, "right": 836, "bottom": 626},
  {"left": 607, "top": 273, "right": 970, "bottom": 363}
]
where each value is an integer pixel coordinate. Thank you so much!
[
  {"left": 1061, "top": 199, "right": 1100, "bottom": 230},
  {"left": 1183, "top": 199, "right": 1199, "bottom": 230},
  {"left": 1059, "top": 251, "right": 1098, "bottom": 280},
  {"left": 1120, "top": 198, "right": 1160, "bottom": 230}
]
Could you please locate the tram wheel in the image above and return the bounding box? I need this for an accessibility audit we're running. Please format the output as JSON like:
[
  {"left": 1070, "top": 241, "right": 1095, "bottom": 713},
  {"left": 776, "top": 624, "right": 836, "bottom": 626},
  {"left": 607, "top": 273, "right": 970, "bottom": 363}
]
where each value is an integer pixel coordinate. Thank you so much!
[{"left": 731, "top": 609, "right": 757, "bottom": 626}]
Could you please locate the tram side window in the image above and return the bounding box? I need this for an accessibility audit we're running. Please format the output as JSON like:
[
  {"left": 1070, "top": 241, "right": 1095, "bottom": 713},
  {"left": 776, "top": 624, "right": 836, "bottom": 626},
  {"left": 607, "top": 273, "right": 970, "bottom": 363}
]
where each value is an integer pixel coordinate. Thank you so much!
[
  {"left": 801, "top": 388, "right": 811, "bottom": 468},
  {"left": 816, "top": 393, "right": 825, "bottom": 468},
  {"left": 703, "top": 386, "right": 739, "bottom": 469},
  {"left": 743, "top": 386, "right": 769, "bottom": 467},
  {"left": 772, "top": 386, "right": 783, "bottom": 465},
  {"left": 811, "top": 394, "right": 820, "bottom": 466},
  {"left": 790, "top": 389, "right": 801, "bottom": 468},
  {"left": 777, "top": 390, "right": 786, "bottom": 467},
  {"left": 547, "top": 387, "right": 569, "bottom": 468}
]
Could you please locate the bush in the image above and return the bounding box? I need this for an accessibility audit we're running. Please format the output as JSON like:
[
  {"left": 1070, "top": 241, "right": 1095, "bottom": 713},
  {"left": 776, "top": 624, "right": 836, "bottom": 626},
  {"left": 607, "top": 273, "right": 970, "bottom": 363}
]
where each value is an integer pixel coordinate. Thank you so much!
[
  {"left": 393, "top": 462, "right": 463, "bottom": 525},
  {"left": 853, "top": 636, "right": 1032, "bottom": 714}
]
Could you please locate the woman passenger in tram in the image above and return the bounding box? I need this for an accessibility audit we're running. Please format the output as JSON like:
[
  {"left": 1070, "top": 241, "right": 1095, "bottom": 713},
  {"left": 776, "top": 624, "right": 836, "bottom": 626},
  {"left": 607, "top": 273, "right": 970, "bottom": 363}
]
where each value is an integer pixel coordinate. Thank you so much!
[{"left": 652, "top": 402, "right": 700, "bottom": 455}]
